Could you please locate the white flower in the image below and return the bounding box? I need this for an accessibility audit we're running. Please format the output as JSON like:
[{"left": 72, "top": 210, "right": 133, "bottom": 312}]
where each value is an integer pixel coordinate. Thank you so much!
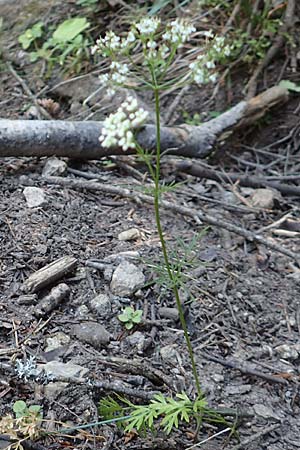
[
  {"left": 136, "top": 17, "right": 161, "bottom": 35},
  {"left": 121, "top": 30, "right": 136, "bottom": 48},
  {"left": 163, "top": 19, "right": 195, "bottom": 46},
  {"left": 98, "top": 73, "right": 110, "bottom": 85},
  {"left": 206, "top": 60, "right": 215, "bottom": 69},
  {"left": 160, "top": 44, "right": 169, "bottom": 58},
  {"left": 147, "top": 40, "right": 157, "bottom": 49},
  {"left": 209, "top": 73, "right": 218, "bottom": 83},
  {"left": 203, "top": 30, "right": 214, "bottom": 38},
  {"left": 93, "top": 31, "right": 121, "bottom": 56},
  {"left": 100, "top": 96, "right": 149, "bottom": 151}
]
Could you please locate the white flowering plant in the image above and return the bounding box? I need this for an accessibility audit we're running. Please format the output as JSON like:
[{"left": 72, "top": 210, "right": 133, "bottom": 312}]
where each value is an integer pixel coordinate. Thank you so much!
[
  {"left": 92, "top": 17, "right": 233, "bottom": 97},
  {"left": 93, "top": 17, "right": 235, "bottom": 436}
]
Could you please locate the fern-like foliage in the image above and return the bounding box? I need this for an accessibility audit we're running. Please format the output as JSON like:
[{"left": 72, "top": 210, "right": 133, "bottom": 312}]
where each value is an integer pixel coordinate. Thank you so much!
[
  {"left": 98, "top": 396, "right": 124, "bottom": 420},
  {"left": 99, "top": 392, "right": 214, "bottom": 435}
]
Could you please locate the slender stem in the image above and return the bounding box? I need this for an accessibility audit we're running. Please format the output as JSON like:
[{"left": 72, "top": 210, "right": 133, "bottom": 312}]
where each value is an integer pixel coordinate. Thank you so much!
[{"left": 152, "top": 82, "right": 202, "bottom": 397}]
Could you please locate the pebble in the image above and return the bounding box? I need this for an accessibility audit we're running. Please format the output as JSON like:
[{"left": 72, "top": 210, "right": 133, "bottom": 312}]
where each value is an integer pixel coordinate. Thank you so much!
[
  {"left": 73, "top": 322, "right": 111, "bottom": 348},
  {"left": 110, "top": 260, "right": 145, "bottom": 297},
  {"left": 160, "top": 344, "right": 178, "bottom": 365},
  {"left": 23, "top": 186, "right": 46, "bottom": 208},
  {"left": 75, "top": 305, "right": 90, "bottom": 318},
  {"left": 253, "top": 404, "right": 281, "bottom": 420},
  {"left": 250, "top": 188, "right": 280, "bottom": 209},
  {"left": 45, "top": 332, "right": 70, "bottom": 352},
  {"left": 158, "top": 307, "right": 179, "bottom": 321},
  {"left": 42, "top": 157, "right": 67, "bottom": 177},
  {"left": 90, "top": 293, "right": 111, "bottom": 316},
  {"left": 126, "top": 331, "right": 145, "bottom": 352},
  {"left": 118, "top": 228, "right": 140, "bottom": 241},
  {"left": 275, "top": 344, "right": 300, "bottom": 361},
  {"left": 38, "top": 361, "right": 89, "bottom": 379}
]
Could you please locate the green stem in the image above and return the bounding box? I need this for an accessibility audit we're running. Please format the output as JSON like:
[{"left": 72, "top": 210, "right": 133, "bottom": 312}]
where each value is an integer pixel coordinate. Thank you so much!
[{"left": 152, "top": 84, "right": 202, "bottom": 398}]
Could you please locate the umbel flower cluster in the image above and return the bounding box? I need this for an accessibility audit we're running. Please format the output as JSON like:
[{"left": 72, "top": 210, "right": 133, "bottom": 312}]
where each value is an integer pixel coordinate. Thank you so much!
[
  {"left": 100, "top": 96, "right": 149, "bottom": 150},
  {"left": 92, "top": 17, "right": 233, "bottom": 95},
  {"left": 94, "top": 17, "right": 233, "bottom": 150}
]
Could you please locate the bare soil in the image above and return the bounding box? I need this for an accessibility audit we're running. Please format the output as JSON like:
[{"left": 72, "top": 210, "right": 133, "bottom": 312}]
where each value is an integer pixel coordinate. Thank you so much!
[{"left": 0, "top": 2, "right": 300, "bottom": 450}]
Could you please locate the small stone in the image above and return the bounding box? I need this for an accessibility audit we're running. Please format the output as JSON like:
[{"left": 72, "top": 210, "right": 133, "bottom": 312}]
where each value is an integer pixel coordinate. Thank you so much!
[
  {"left": 118, "top": 228, "right": 140, "bottom": 241},
  {"left": 275, "top": 344, "right": 300, "bottom": 361},
  {"left": 160, "top": 344, "right": 178, "bottom": 365},
  {"left": 110, "top": 261, "right": 145, "bottom": 297},
  {"left": 90, "top": 294, "right": 111, "bottom": 316},
  {"left": 45, "top": 332, "right": 70, "bottom": 352},
  {"left": 158, "top": 307, "right": 179, "bottom": 321},
  {"left": 250, "top": 188, "right": 280, "bottom": 209},
  {"left": 75, "top": 305, "right": 89, "bottom": 318},
  {"left": 38, "top": 361, "right": 89, "bottom": 379},
  {"left": 253, "top": 404, "right": 281, "bottom": 420},
  {"left": 23, "top": 187, "right": 46, "bottom": 208},
  {"left": 73, "top": 322, "right": 111, "bottom": 348},
  {"left": 211, "top": 373, "right": 225, "bottom": 383},
  {"left": 42, "top": 157, "right": 67, "bottom": 177},
  {"left": 104, "top": 266, "right": 113, "bottom": 282},
  {"left": 70, "top": 100, "right": 82, "bottom": 114},
  {"left": 44, "top": 382, "right": 69, "bottom": 400},
  {"left": 25, "top": 105, "right": 40, "bottom": 119},
  {"left": 226, "top": 384, "right": 252, "bottom": 395},
  {"left": 126, "top": 331, "right": 145, "bottom": 352}
]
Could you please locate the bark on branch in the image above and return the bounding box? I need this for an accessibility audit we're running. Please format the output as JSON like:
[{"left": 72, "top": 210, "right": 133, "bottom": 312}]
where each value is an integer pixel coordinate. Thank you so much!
[{"left": 0, "top": 86, "right": 288, "bottom": 160}]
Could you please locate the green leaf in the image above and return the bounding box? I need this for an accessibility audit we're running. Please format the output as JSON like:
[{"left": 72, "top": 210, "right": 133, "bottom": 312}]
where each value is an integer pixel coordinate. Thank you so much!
[
  {"left": 13, "top": 400, "right": 28, "bottom": 418},
  {"left": 28, "top": 405, "right": 42, "bottom": 414},
  {"left": 18, "top": 22, "right": 43, "bottom": 49},
  {"left": 52, "top": 18, "right": 90, "bottom": 43},
  {"left": 118, "top": 314, "right": 130, "bottom": 322},
  {"left": 125, "top": 322, "right": 134, "bottom": 330},
  {"left": 29, "top": 51, "right": 40, "bottom": 62},
  {"left": 13, "top": 400, "right": 27, "bottom": 414},
  {"left": 31, "top": 22, "right": 44, "bottom": 39},
  {"left": 279, "top": 80, "right": 300, "bottom": 93},
  {"left": 149, "top": 0, "right": 171, "bottom": 15},
  {"left": 98, "top": 396, "right": 123, "bottom": 420},
  {"left": 132, "top": 310, "right": 143, "bottom": 323}
]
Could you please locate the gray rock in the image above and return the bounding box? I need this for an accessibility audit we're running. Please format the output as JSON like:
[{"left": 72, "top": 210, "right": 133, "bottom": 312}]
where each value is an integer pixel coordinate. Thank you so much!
[
  {"left": 104, "top": 266, "right": 114, "bottom": 282},
  {"left": 126, "top": 331, "right": 145, "bottom": 352},
  {"left": 118, "top": 228, "right": 140, "bottom": 241},
  {"left": 253, "top": 404, "right": 281, "bottom": 420},
  {"left": 90, "top": 293, "right": 111, "bottom": 316},
  {"left": 250, "top": 188, "right": 280, "bottom": 209},
  {"left": 275, "top": 344, "right": 300, "bottom": 361},
  {"left": 73, "top": 322, "right": 111, "bottom": 348},
  {"left": 75, "top": 305, "right": 90, "bottom": 318},
  {"left": 23, "top": 186, "right": 46, "bottom": 208},
  {"left": 38, "top": 361, "right": 89, "bottom": 379},
  {"left": 226, "top": 384, "right": 252, "bottom": 395},
  {"left": 110, "top": 261, "right": 145, "bottom": 296},
  {"left": 44, "top": 381, "right": 69, "bottom": 400},
  {"left": 45, "top": 332, "right": 70, "bottom": 352},
  {"left": 158, "top": 307, "right": 178, "bottom": 321},
  {"left": 42, "top": 157, "right": 67, "bottom": 177},
  {"left": 160, "top": 344, "right": 178, "bottom": 365}
]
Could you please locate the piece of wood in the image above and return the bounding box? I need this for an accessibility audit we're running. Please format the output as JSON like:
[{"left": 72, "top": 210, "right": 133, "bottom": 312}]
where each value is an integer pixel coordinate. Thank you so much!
[
  {"left": 34, "top": 283, "right": 70, "bottom": 317},
  {"left": 172, "top": 160, "right": 300, "bottom": 197},
  {"left": 0, "top": 86, "right": 288, "bottom": 160},
  {"left": 22, "top": 256, "right": 77, "bottom": 293}
]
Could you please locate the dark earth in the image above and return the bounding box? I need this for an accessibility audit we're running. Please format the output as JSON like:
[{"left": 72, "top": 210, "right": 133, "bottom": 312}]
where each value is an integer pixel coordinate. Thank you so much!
[{"left": 0, "top": 1, "right": 300, "bottom": 449}]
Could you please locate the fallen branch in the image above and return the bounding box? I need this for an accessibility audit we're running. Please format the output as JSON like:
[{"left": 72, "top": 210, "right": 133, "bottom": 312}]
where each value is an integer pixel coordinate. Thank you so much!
[
  {"left": 0, "top": 86, "right": 288, "bottom": 159},
  {"left": 201, "top": 353, "right": 289, "bottom": 385},
  {"left": 172, "top": 160, "right": 300, "bottom": 196},
  {"left": 44, "top": 176, "right": 299, "bottom": 263}
]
